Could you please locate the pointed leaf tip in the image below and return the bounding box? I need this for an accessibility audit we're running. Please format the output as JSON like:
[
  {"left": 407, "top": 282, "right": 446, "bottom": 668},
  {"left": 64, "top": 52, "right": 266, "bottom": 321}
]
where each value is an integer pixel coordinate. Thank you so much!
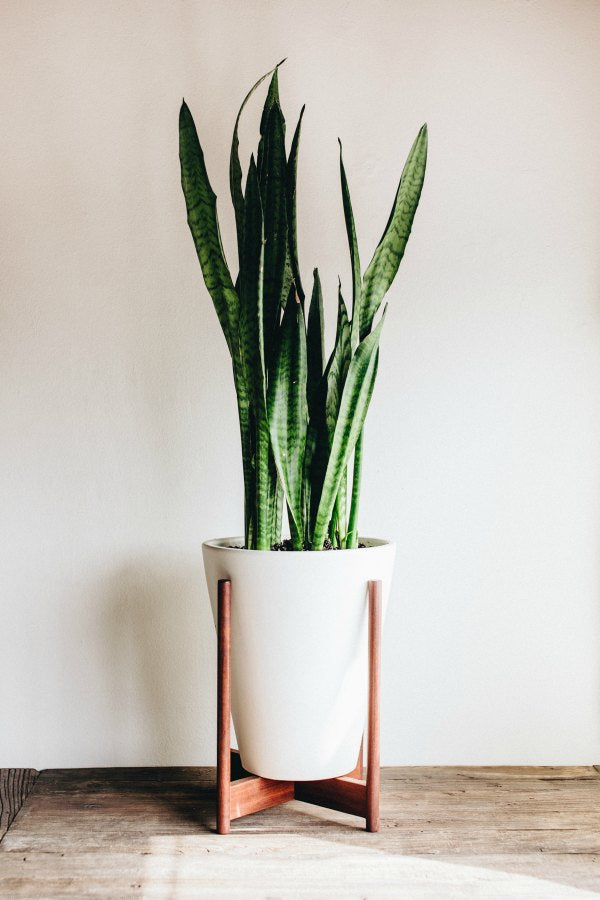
[
  {"left": 178, "top": 99, "right": 238, "bottom": 356},
  {"left": 360, "top": 123, "right": 427, "bottom": 337}
]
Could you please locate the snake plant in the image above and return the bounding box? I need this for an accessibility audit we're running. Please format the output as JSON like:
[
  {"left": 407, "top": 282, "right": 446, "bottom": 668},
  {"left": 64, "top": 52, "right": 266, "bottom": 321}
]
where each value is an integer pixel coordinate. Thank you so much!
[{"left": 179, "top": 63, "right": 427, "bottom": 550}]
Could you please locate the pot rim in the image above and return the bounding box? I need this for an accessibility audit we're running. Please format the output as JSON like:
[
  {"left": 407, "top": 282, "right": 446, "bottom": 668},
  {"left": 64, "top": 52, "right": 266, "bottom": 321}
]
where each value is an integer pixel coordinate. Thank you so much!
[{"left": 203, "top": 536, "right": 395, "bottom": 554}]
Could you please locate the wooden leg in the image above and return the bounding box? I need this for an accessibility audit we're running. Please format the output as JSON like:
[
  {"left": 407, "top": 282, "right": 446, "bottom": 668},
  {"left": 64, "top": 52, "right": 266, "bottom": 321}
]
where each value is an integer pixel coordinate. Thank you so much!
[
  {"left": 217, "top": 579, "right": 231, "bottom": 835},
  {"left": 366, "top": 579, "right": 382, "bottom": 832},
  {"left": 294, "top": 580, "right": 382, "bottom": 832},
  {"left": 216, "top": 578, "right": 382, "bottom": 833}
]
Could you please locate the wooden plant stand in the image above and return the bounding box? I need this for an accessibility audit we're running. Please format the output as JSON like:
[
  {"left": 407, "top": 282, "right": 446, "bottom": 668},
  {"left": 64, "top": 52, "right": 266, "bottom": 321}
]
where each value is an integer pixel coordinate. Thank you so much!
[{"left": 216, "top": 578, "right": 382, "bottom": 834}]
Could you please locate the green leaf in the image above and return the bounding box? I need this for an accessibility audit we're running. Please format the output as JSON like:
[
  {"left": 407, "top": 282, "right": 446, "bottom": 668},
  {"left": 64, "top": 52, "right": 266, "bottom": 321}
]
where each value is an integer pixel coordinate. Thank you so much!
[
  {"left": 287, "top": 106, "right": 306, "bottom": 302},
  {"left": 239, "top": 157, "right": 266, "bottom": 400},
  {"left": 338, "top": 140, "right": 361, "bottom": 351},
  {"left": 345, "top": 428, "right": 363, "bottom": 549},
  {"left": 267, "top": 293, "right": 308, "bottom": 549},
  {"left": 331, "top": 467, "right": 348, "bottom": 548},
  {"left": 325, "top": 283, "right": 351, "bottom": 444},
  {"left": 229, "top": 62, "right": 284, "bottom": 260},
  {"left": 306, "top": 268, "right": 324, "bottom": 417},
  {"left": 360, "top": 124, "right": 427, "bottom": 338},
  {"left": 232, "top": 362, "right": 255, "bottom": 547},
  {"left": 261, "top": 69, "right": 282, "bottom": 128},
  {"left": 305, "top": 288, "right": 350, "bottom": 540},
  {"left": 324, "top": 286, "right": 351, "bottom": 548},
  {"left": 238, "top": 158, "right": 271, "bottom": 549},
  {"left": 269, "top": 470, "right": 284, "bottom": 545},
  {"left": 257, "top": 68, "right": 286, "bottom": 177},
  {"left": 228, "top": 63, "right": 286, "bottom": 548},
  {"left": 253, "top": 412, "right": 272, "bottom": 549},
  {"left": 179, "top": 101, "right": 238, "bottom": 355},
  {"left": 260, "top": 101, "right": 289, "bottom": 362},
  {"left": 311, "top": 307, "right": 387, "bottom": 549},
  {"left": 302, "top": 421, "right": 317, "bottom": 546}
]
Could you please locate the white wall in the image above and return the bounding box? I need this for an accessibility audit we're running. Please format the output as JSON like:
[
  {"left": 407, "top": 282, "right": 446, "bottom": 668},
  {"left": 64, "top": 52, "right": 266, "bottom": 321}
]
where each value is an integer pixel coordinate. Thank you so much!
[{"left": 2, "top": 0, "right": 600, "bottom": 767}]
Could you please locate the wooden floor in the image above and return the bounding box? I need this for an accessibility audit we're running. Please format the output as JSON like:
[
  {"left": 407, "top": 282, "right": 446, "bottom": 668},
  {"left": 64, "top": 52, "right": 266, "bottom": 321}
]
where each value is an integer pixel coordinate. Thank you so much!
[
  {"left": 0, "top": 769, "right": 37, "bottom": 844},
  {"left": 0, "top": 767, "right": 599, "bottom": 897}
]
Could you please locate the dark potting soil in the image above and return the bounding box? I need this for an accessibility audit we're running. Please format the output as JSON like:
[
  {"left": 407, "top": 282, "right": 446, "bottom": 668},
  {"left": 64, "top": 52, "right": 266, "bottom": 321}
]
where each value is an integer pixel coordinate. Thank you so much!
[
  {"left": 271, "top": 539, "right": 342, "bottom": 551},
  {"left": 226, "top": 540, "right": 367, "bottom": 550}
]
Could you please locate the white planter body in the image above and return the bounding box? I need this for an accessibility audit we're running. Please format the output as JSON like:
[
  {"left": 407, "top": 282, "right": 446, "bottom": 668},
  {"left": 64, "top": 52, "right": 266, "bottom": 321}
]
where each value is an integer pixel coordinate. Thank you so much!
[{"left": 202, "top": 537, "right": 395, "bottom": 781}]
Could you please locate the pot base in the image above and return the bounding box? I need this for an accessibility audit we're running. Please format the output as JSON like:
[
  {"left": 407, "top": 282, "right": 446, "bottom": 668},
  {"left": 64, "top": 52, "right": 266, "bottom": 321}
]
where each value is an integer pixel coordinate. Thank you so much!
[{"left": 216, "top": 579, "right": 382, "bottom": 834}]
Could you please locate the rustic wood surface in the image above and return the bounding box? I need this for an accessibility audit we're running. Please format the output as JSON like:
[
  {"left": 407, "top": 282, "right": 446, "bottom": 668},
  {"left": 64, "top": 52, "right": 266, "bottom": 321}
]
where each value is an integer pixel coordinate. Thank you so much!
[
  {"left": 1, "top": 766, "right": 599, "bottom": 897},
  {"left": 0, "top": 769, "right": 37, "bottom": 844}
]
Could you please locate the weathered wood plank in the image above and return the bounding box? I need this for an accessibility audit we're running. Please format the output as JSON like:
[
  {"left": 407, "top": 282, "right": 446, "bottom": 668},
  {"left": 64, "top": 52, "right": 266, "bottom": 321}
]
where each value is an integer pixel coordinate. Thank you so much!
[
  {"left": 0, "top": 767, "right": 599, "bottom": 896},
  {"left": 0, "top": 848, "right": 598, "bottom": 897},
  {"left": 0, "top": 769, "right": 37, "bottom": 843}
]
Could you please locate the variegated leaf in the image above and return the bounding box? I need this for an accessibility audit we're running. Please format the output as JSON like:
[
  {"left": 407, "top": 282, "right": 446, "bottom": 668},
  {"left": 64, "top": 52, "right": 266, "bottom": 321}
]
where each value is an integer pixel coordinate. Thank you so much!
[
  {"left": 312, "top": 308, "right": 387, "bottom": 549},
  {"left": 360, "top": 124, "right": 427, "bottom": 337},
  {"left": 179, "top": 101, "right": 238, "bottom": 355}
]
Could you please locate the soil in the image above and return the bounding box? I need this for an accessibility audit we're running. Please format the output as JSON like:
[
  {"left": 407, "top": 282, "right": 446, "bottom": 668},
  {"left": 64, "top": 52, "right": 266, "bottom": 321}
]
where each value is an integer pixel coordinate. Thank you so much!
[{"left": 226, "top": 540, "right": 367, "bottom": 550}]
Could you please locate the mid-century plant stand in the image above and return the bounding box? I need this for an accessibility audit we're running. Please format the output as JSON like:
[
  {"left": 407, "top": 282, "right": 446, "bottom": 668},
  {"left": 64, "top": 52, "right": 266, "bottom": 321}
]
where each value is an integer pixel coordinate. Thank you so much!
[{"left": 216, "top": 578, "right": 382, "bottom": 834}]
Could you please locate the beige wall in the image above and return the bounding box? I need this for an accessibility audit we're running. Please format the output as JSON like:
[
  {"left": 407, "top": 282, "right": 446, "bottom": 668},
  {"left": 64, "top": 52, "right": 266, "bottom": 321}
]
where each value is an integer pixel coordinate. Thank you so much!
[{"left": 2, "top": 0, "right": 600, "bottom": 766}]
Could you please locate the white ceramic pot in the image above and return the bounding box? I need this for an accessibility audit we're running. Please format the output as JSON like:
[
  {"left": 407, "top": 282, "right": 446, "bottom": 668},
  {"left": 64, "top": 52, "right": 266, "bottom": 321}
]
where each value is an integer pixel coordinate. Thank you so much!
[{"left": 202, "top": 537, "right": 395, "bottom": 781}]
